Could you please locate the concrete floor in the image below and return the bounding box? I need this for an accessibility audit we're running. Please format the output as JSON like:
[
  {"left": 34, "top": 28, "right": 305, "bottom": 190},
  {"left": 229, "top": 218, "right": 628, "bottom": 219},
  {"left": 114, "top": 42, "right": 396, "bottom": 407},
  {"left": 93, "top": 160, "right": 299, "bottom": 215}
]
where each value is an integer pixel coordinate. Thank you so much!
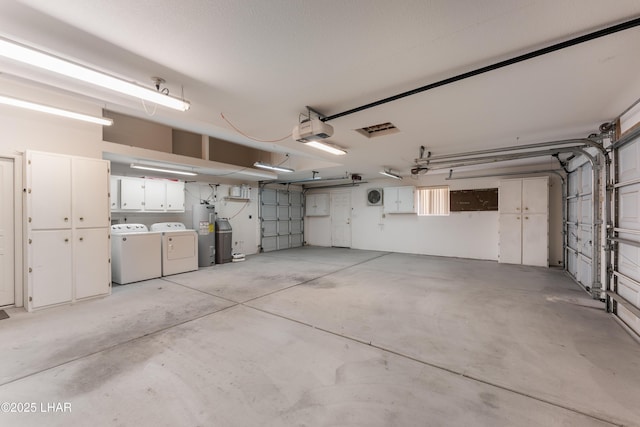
[{"left": 0, "top": 247, "right": 639, "bottom": 426}]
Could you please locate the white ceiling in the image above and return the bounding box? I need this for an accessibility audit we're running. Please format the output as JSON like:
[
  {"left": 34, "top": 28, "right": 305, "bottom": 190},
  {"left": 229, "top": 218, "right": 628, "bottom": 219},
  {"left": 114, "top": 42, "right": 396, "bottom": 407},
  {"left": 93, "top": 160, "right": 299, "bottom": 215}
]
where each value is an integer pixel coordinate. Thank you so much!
[{"left": 1, "top": 0, "right": 640, "bottom": 180}]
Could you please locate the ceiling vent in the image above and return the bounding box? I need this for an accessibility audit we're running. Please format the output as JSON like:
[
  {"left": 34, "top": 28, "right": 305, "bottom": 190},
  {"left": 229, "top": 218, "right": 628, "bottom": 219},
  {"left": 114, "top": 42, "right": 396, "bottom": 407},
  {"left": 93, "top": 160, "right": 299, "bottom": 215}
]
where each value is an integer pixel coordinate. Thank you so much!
[{"left": 355, "top": 122, "right": 399, "bottom": 138}]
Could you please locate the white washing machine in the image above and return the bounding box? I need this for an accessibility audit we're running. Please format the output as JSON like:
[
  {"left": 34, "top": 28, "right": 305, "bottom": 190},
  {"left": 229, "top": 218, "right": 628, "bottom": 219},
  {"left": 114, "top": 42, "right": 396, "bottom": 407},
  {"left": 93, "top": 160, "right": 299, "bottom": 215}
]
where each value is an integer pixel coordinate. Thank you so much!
[
  {"left": 111, "top": 224, "right": 162, "bottom": 284},
  {"left": 150, "top": 222, "right": 199, "bottom": 276}
]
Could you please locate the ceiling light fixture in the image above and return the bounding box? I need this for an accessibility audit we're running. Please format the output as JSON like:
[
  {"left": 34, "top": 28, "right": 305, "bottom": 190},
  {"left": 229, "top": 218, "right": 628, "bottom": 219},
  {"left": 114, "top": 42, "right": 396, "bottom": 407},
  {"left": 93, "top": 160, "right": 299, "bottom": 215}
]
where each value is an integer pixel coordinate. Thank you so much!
[
  {"left": 0, "top": 94, "right": 113, "bottom": 125},
  {"left": 253, "top": 161, "right": 295, "bottom": 173},
  {"left": 0, "top": 38, "right": 191, "bottom": 111},
  {"left": 380, "top": 169, "right": 402, "bottom": 180},
  {"left": 130, "top": 164, "right": 197, "bottom": 176},
  {"left": 304, "top": 141, "right": 347, "bottom": 155}
]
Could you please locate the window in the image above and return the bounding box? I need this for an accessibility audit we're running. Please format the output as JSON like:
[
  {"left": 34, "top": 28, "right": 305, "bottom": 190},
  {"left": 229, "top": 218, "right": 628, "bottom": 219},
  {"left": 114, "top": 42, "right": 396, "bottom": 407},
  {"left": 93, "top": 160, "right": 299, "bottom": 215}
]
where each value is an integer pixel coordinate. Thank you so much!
[{"left": 417, "top": 186, "right": 450, "bottom": 216}]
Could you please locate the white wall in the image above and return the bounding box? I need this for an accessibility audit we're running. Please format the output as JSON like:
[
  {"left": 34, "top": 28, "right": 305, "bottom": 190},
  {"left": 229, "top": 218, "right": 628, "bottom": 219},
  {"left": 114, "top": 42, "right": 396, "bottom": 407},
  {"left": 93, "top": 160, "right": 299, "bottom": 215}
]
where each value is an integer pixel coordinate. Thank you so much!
[
  {"left": 185, "top": 182, "right": 260, "bottom": 255},
  {"left": 306, "top": 168, "right": 564, "bottom": 264}
]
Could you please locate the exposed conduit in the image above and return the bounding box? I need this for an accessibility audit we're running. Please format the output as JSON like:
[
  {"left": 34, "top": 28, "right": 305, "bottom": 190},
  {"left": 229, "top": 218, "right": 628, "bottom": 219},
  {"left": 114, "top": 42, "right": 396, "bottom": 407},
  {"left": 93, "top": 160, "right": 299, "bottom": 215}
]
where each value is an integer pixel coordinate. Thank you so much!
[{"left": 321, "top": 16, "right": 640, "bottom": 122}]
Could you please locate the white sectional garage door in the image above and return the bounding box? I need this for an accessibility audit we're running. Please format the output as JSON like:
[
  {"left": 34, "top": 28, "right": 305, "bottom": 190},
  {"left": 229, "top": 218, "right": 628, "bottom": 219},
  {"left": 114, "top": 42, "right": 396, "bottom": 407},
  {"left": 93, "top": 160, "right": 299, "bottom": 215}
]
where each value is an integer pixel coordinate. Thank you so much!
[
  {"left": 611, "top": 137, "right": 640, "bottom": 337},
  {"left": 260, "top": 187, "right": 303, "bottom": 252},
  {"left": 566, "top": 162, "right": 594, "bottom": 291}
]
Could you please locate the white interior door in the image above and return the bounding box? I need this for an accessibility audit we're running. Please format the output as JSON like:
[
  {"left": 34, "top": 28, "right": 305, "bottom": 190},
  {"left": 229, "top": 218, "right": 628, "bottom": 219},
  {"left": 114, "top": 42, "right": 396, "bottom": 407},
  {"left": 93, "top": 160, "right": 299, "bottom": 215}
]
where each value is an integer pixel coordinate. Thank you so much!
[
  {"left": 330, "top": 192, "right": 351, "bottom": 248},
  {"left": 0, "top": 158, "right": 14, "bottom": 306}
]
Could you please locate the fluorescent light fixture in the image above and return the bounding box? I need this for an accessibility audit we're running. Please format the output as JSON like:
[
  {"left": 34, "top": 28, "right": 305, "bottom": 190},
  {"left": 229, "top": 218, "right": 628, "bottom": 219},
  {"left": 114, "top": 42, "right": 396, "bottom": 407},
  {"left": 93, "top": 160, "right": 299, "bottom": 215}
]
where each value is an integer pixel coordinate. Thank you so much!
[
  {"left": 130, "top": 164, "right": 197, "bottom": 176},
  {"left": 0, "top": 38, "right": 190, "bottom": 111},
  {"left": 380, "top": 169, "right": 402, "bottom": 180},
  {"left": 253, "top": 161, "right": 295, "bottom": 173},
  {"left": 0, "top": 94, "right": 113, "bottom": 125},
  {"left": 304, "top": 141, "right": 347, "bottom": 155}
]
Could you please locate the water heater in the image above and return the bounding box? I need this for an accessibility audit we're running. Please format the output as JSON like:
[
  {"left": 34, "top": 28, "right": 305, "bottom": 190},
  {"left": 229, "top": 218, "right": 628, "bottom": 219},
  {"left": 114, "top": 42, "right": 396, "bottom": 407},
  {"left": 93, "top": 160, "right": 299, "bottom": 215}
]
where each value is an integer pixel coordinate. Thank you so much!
[{"left": 193, "top": 203, "right": 216, "bottom": 267}]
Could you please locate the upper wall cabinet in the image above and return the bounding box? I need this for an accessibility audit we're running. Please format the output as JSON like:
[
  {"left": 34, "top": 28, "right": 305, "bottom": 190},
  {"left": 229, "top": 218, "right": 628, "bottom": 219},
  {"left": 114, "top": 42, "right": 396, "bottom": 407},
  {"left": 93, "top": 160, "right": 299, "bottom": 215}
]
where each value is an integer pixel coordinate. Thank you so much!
[
  {"left": 306, "top": 193, "right": 330, "bottom": 216},
  {"left": 111, "top": 176, "right": 185, "bottom": 213},
  {"left": 383, "top": 186, "right": 416, "bottom": 214}
]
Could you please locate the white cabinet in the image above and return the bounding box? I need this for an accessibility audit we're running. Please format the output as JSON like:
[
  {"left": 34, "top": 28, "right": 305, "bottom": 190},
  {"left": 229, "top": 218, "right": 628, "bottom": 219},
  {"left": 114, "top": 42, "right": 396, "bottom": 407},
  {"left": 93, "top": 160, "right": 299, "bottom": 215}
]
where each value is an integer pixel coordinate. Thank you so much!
[
  {"left": 120, "top": 177, "right": 145, "bottom": 210},
  {"left": 114, "top": 176, "right": 185, "bottom": 212},
  {"left": 28, "top": 152, "right": 72, "bottom": 229},
  {"left": 166, "top": 181, "right": 185, "bottom": 211},
  {"left": 383, "top": 186, "right": 416, "bottom": 214},
  {"left": 110, "top": 176, "right": 120, "bottom": 210},
  {"left": 26, "top": 151, "right": 111, "bottom": 311},
  {"left": 144, "top": 179, "right": 166, "bottom": 210},
  {"left": 306, "top": 193, "right": 330, "bottom": 216},
  {"left": 75, "top": 228, "right": 111, "bottom": 300},
  {"left": 498, "top": 177, "right": 548, "bottom": 267},
  {"left": 29, "top": 230, "right": 73, "bottom": 308},
  {"left": 73, "top": 158, "right": 110, "bottom": 228}
]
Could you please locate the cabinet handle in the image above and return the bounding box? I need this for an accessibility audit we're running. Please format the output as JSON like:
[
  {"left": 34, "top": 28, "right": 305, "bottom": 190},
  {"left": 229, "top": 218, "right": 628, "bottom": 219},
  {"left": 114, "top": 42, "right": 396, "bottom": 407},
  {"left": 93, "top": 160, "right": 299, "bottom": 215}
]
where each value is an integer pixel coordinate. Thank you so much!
[
  {"left": 79, "top": 237, "right": 84, "bottom": 241},
  {"left": 525, "top": 207, "right": 529, "bottom": 210},
  {"left": 80, "top": 217, "right": 84, "bottom": 221},
  {"left": 123, "top": 203, "right": 127, "bottom": 206},
  {"left": 517, "top": 217, "right": 520, "bottom": 220},
  {"left": 64, "top": 217, "right": 69, "bottom": 222},
  {"left": 525, "top": 216, "right": 529, "bottom": 220},
  {"left": 64, "top": 238, "right": 69, "bottom": 242},
  {"left": 516, "top": 207, "right": 520, "bottom": 211}
]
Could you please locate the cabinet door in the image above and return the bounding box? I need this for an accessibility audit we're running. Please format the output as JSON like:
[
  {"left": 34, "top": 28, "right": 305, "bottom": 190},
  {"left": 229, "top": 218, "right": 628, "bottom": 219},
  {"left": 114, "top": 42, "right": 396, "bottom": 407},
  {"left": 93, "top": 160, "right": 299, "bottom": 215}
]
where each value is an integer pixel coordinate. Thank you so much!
[
  {"left": 522, "top": 213, "right": 548, "bottom": 267},
  {"left": 75, "top": 228, "right": 110, "bottom": 299},
  {"left": 306, "top": 193, "right": 329, "bottom": 216},
  {"left": 110, "top": 176, "right": 120, "bottom": 210},
  {"left": 499, "top": 180, "right": 522, "bottom": 214},
  {"left": 144, "top": 179, "right": 166, "bottom": 211},
  {"left": 166, "top": 181, "right": 185, "bottom": 211},
  {"left": 383, "top": 188, "right": 398, "bottom": 213},
  {"left": 73, "top": 158, "right": 110, "bottom": 228},
  {"left": 28, "top": 152, "right": 72, "bottom": 229},
  {"left": 29, "top": 230, "right": 73, "bottom": 309},
  {"left": 396, "top": 186, "right": 415, "bottom": 213},
  {"left": 522, "top": 177, "right": 548, "bottom": 214},
  {"left": 498, "top": 214, "right": 522, "bottom": 264},
  {"left": 120, "top": 177, "right": 145, "bottom": 210}
]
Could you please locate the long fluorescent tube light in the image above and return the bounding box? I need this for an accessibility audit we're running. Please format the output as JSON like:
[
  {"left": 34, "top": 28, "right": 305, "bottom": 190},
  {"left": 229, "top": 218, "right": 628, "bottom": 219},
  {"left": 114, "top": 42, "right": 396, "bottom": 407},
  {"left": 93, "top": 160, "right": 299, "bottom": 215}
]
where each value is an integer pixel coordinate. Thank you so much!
[
  {"left": 0, "top": 38, "right": 190, "bottom": 111},
  {"left": 304, "top": 141, "right": 347, "bottom": 155},
  {"left": 253, "top": 161, "right": 295, "bottom": 173},
  {"left": 0, "top": 94, "right": 113, "bottom": 125},
  {"left": 130, "top": 164, "right": 197, "bottom": 176},
  {"left": 380, "top": 169, "right": 402, "bottom": 180}
]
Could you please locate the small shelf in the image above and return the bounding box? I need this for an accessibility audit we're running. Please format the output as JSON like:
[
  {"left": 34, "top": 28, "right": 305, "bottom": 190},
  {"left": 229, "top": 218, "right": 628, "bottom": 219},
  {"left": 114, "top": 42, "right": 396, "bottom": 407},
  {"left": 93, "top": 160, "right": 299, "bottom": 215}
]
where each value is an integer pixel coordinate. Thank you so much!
[{"left": 225, "top": 197, "right": 250, "bottom": 201}]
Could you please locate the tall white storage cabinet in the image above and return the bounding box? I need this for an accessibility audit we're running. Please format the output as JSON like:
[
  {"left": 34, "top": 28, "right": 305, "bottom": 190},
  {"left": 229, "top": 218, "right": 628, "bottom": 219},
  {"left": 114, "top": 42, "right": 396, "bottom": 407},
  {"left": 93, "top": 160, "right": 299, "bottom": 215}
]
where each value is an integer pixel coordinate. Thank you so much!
[
  {"left": 498, "top": 177, "right": 549, "bottom": 267},
  {"left": 26, "top": 151, "right": 111, "bottom": 311}
]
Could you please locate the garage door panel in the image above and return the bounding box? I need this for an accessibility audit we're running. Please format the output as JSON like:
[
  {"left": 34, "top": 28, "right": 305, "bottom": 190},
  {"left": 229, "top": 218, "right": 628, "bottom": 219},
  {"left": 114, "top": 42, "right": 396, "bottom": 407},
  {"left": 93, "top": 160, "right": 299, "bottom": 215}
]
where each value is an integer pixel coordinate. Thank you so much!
[
  {"left": 580, "top": 164, "right": 592, "bottom": 194},
  {"left": 262, "top": 205, "right": 277, "bottom": 220},
  {"left": 290, "top": 234, "right": 303, "bottom": 247},
  {"left": 618, "top": 304, "right": 640, "bottom": 336},
  {"left": 290, "top": 220, "right": 302, "bottom": 234},
  {"left": 618, "top": 184, "right": 640, "bottom": 231},
  {"left": 262, "top": 220, "right": 277, "bottom": 237},
  {"left": 568, "top": 199, "right": 578, "bottom": 222},
  {"left": 567, "top": 225, "right": 578, "bottom": 249},
  {"left": 277, "top": 191, "right": 289, "bottom": 204},
  {"left": 567, "top": 251, "right": 578, "bottom": 277},
  {"left": 262, "top": 189, "right": 277, "bottom": 204},
  {"left": 568, "top": 173, "right": 579, "bottom": 196},
  {"left": 277, "top": 235, "right": 290, "bottom": 250},
  {"left": 261, "top": 188, "right": 304, "bottom": 253},
  {"left": 619, "top": 142, "right": 640, "bottom": 182},
  {"left": 578, "top": 255, "right": 592, "bottom": 287},
  {"left": 617, "top": 242, "right": 640, "bottom": 282},
  {"left": 579, "top": 196, "right": 592, "bottom": 224},
  {"left": 579, "top": 226, "right": 592, "bottom": 255},
  {"left": 289, "top": 192, "right": 302, "bottom": 205},
  {"left": 290, "top": 205, "right": 303, "bottom": 220},
  {"left": 277, "top": 205, "right": 290, "bottom": 220},
  {"left": 617, "top": 278, "right": 640, "bottom": 310},
  {"left": 262, "top": 236, "right": 277, "bottom": 252}
]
